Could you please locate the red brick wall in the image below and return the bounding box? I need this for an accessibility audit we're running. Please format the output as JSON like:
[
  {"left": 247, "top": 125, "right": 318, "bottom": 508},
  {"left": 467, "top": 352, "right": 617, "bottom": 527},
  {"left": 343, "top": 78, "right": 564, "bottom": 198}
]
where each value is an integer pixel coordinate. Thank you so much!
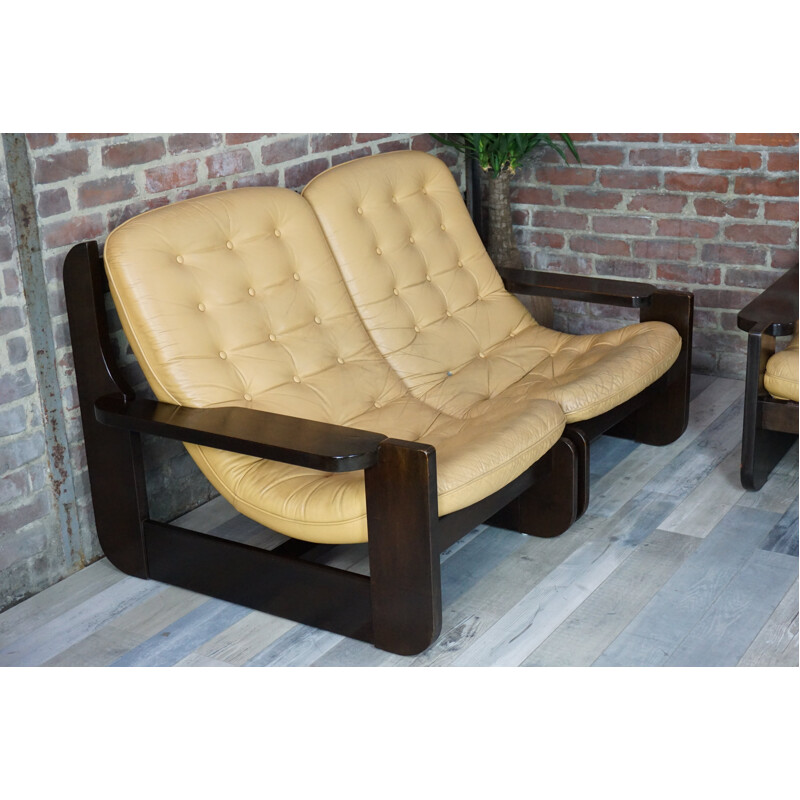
[{"left": 509, "top": 133, "right": 799, "bottom": 376}]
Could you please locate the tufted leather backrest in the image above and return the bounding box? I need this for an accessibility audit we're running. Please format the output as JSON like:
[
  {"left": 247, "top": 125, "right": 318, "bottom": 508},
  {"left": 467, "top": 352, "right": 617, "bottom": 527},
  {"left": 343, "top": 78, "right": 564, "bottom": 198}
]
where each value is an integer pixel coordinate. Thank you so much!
[
  {"left": 103, "top": 187, "right": 409, "bottom": 425},
  {"left": 302, "top": 150, "right": 540, "bottom": 414}
]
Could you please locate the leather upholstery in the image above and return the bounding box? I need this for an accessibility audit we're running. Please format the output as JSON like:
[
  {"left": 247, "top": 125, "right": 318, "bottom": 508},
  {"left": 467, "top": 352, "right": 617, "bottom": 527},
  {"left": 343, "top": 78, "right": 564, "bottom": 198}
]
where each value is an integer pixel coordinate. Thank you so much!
[
  {"left": 103, "top": 187, "right": 565, "bottom": 544},
  {"left": 303, "top": 150, "right": 681, "bottom": 423},
  {"left": 765, "top": 327, "right": 799, "bottom": 402}
]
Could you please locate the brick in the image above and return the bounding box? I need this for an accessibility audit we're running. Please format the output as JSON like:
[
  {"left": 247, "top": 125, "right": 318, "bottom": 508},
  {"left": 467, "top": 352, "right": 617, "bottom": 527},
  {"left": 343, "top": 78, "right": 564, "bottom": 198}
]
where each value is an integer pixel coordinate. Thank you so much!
[
  {"left": 102, "top": 138, "right": 166, "bottom": 168},
  {"left": 701, "top": 243, "right": 766, "bottom": 265},
  {"left": 657, "top": 263, "right": 720, "bottom": 285},
  {"left": 627, "top": 193, "right": 687, "bottom": 213},
  {"left": 169, "top": 133, "right": 216, "bottom": 153},
  {"left": 78, "top": 175, "right": 137, "bottom": 208},
  {"left": 0, "top": 305, "right": 24, "bottom": 335},
  {"left": 262, "top": 136, "right": 308, "bottom": 164},
  {"left": 663, "top": 133, "right": 729, "bottom": 144},
  {"left": 565, "top": 134, "right": 594, "bottom": 142},
  {"left": 735, "top": 133, "right": 798, "bottom": 147},
  {"left": 356, "top": 133, "right": 391, "bottom": 143},
  {"left": 694, "top": 287, "right": 760, "bottom": 309},
  {"left": 284, "top": 157, "right": 329, "bottom": 190},
  {"left": 599, "top": 169, "right": 659, "bottom": 190},
  {"left": 693, "top": 197, "right": 758, "bottom": 218},
  {"left": 697, "top": 150, "right": 761, "bottom": 170},
  {"left": 0, "top": 405, "right": 27, "bottom": 437},
  {"left": 693, "top": 329, "right": 743, "bottom": 353},
  {"left": 311, "top": 133, "right": 353, "bottom": 152},
  {"left": 0, "top": 369, "right": 36, "bottom": 404},
  {"left": 597, "top": 133, "right": 659, "bottom": 142},
  {"left": 764, "top": 200, "right": 798, "bottom": 222},
  {"left": 0, "top": 491, "right": 52, "bottom": 535},
  {"left": 377, "top": 140, "right": 408, "bottom": 153},
  {"left": 563, "top": 145, "right": 625, "bottom": 166},
  {"left": 37, "top": 187, "right": 70, "bottom": 217},
  {"left": 145, "top": 160, "right": 198, "bottom": 193},
  {"left": 767, "top": 152, "right": 798, "bottom": 172},
  {"left": 592, "top": 215, "right": 651, "bottom": 236},
  {"left": 34, "top": 150, "right": 89, "bottom": 184},
  {"left": 664, "top": 172, "right": 728, "bottom": 193},
  {"left": 411, "top": 134, "right": 437, "bottom": 151},
  {"left": 533, "top": 252, "right": 593, "bottom": 274},
  {"left": 0, "top": 232, "right": 13, "bottom": 262},
  {"left": 724, "top": 223, "right": 793, "bottom": 245},
  {"left": 26, "top": 133, "right": 57, "bottom": 149},
  {"left": 632, "top": 239, "right": 696, "bottom": 261},
  {"left": 511, "top": 187, "right": 558, "bottom": 206},
  {"left": 522, "top": 231, "right": 565, "bottom": 249},
  {"left": 67, "top": 133, "right": 124, "bottom": 141},
  {"left": 724, "top": 267, "right": 786, "bottom": 289},
  {"left": 563, "top": 190, "right": 622, "bottom": 209},
  {"left": 206, "top": 148, "right": 255, "bottom": 178},
  {"left": 595, "top": 260, "right": 653, "bottom": 280},
  {"left": 656, "top": 219, "right": 719, "bottom": 239},
  {"left": 3, "top": 267, "right": 20, "bottom": 295},
  {"left": 532, "top": 209, "right": 588, "bottom": 230},
  {"left": 333, "top": 146, "right": 372, "bottom": 166},
  {"left": 629, "top": 148, "right": 691, "bottom": 167},
  {"left": 771, "top": 249, "right": 799, "bottom": 269},
  {"left": 232, "top": 170, "right": 280, "bottom": 188},
  {"left": 734, "top": 174, "right": 798, "bottom": 196},
  {"left": 535, "top": 166, "right": 596, "bottom": 186},
  {"left": 7, "top": 336, "right": 27, "bottom": 365},
  {"left": 106, "top": 197, "right": 170, "bottom": 230},
  {"left": 42, "top": 213, "right": 105, "bottom": 248},
  {"left": 226, "top": 133, "right": 269, "bottom": 145},
  {"left": 570, "top": 235, "right": 630, "bottom": 256},
  {"left": 511, "top": 208, "right": 528, "bottom": 226}
]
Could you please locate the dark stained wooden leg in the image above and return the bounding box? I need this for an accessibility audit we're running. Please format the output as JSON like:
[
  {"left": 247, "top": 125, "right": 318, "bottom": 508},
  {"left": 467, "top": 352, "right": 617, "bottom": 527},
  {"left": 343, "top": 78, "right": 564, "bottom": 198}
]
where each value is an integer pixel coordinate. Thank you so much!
[
  {"left": 741, "top": 325, "right": 797, "bottom": 490},
  {"left": 365, "top": 439, "right": 441, "bottom": 656},
  {"left": 608, "top": 289, "right": 693, "bottom": 447},
  {"left": 488, "top": 437, "right": 579, "bottom": 538},
  {"left": 63, "top": 242, "right": 149, "bottom": 578}
]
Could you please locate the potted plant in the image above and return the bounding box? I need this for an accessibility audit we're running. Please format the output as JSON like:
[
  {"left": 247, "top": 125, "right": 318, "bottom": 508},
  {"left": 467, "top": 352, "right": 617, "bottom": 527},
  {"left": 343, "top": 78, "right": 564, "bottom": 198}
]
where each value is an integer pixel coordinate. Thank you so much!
[{"left": 432, "top": 133, "right": 579, "bottom": 326}]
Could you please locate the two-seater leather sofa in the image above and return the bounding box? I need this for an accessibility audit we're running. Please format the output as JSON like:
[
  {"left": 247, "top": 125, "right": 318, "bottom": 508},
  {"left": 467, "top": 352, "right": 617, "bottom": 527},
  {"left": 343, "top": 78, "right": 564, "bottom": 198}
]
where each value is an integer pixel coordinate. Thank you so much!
[{"left": 63, "top": 150, "right": 693, "bottom": 655}]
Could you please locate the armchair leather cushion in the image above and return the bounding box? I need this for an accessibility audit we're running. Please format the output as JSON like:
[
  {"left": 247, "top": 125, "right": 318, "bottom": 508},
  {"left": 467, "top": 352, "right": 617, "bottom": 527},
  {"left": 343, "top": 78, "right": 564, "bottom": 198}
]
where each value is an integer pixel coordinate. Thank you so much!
[
  {"left": 103, "top": 187, "right": 565, "bottom": 543},
  {"left": 765, "top": 328, "right": 799, "bottom": 402},
  {"left": 303, "top": 150, "right": 681, "bottom": 423}
]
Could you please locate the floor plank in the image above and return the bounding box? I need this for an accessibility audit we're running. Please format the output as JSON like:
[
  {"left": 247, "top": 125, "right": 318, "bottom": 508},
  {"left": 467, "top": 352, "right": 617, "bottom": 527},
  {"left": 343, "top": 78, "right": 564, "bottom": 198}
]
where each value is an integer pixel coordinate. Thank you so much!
[{"left": 738, "top": 580, "right": 799, "bottom": 667}]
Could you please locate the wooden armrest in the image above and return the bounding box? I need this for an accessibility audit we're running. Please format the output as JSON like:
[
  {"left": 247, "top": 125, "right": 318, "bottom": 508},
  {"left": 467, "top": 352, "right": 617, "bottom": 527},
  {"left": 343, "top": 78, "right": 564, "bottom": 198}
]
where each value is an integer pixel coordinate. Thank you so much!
[
  {"left": 737, "top": 265, "right": 798, "bottom": 337},
  {"left": 94, "top": 395, "right": 386, "bottom": 473},
  {"left": 497, "top": 267, "right": 655, "bottom": 308}
]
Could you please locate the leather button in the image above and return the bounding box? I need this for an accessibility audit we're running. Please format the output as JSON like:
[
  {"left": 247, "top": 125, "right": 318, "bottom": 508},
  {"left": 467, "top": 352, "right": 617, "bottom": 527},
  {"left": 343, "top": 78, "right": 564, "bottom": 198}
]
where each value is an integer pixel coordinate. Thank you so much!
[
  {"left": 314, "top": 315, "right": 321, "bottom": 324},
  {"left": 243, "top": 393, "right": 252, "bottom": 401},
  {"left": 414, "top": 325, "right": 421, "bottom": 333},
  {"left": 197, "top": 303, "right": 206, "bottom": 312},
  {"left": 409, "top": 236, "right": 415, "bottom": 244},
  {"left": 373, "top": 401, "right": 382, "bottom": 409},
  {"left": 293, "top": 273, "right": 300, "bottom": 281},
  {"left": 176, "top": 255, "right": 184, "bottom": 264},
  {"left": 393, "top": 288, "right": 399, "bottom": 296},
  {"left": 440, "top": 224, "right": 446, "bottom": 231},
  {"left": 357, "top": 207, "right": 363, "bottom": 215},
  {"left": 509, "top": 331, "right": 516, "bottom": 338},
  {"left": 457, "top": 260, "right": 464, "bottom": 268},
  {"left": 426, "top": 274, "right": 432, "bottom": 282},
  {"left": 226, "top": 241, "right": 233, "bottom": 249},
  {"left": 248, "top": 288, "right": 256, "bottom": 296},
  {"left": 446, "top": 311, "right": 452, "bottom": 317},
  {"left": 479, "top": 352, "right": 486, "bottom": 359},
  {"left": 421, "top": 188, "right": 428, "bottom": 195},
  {"left": 376, "top": 247, "right": 382, "bottom": 255},
  {"left": 392, "top": 196, "right": 398, "bottom": 204},
  {"left": 219, "top": 351, "right": 227, "bottom": 359},
  {"left": 269, "top": 334, "right": 277, "bottom": 342},
  {"left": 337, "top": 357, "right": 345, "bottom": 364},
  {"left": 293, "top": 375, "right": 301, "bottom": 383},
  {"left": 274, "top": 230, "right": 281, "bottom": 238}
]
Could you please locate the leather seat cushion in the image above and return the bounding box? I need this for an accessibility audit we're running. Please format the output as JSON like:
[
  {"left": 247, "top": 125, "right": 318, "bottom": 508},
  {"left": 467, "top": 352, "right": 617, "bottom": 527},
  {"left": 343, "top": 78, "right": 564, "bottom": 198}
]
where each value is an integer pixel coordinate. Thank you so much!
[
  {"left": 303, "top": 150, "right": 681, "bottom": 423},
  {"left": 765, "top": 328, "right": 799, "bottom": 402},
  {"left": 103, "top": 186, "right": 565, "bottom": 544}
]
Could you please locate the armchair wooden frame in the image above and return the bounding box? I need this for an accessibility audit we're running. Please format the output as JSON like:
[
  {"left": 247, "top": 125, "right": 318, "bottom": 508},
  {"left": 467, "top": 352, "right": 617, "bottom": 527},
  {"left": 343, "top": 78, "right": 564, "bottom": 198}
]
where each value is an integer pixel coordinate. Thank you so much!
[
  {"left": 737, "top": 265, "right": 798, "bottom": 491},
  {"left": 63, "top": 240, "right": 692, "bottom": 656}
]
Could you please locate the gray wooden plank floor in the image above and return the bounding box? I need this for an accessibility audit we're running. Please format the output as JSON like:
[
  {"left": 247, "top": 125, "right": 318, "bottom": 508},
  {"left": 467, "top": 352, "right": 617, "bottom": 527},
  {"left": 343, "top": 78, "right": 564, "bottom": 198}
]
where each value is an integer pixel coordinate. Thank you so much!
[{"left": 1, "top": 375, "right": 797, "bottom": 668}]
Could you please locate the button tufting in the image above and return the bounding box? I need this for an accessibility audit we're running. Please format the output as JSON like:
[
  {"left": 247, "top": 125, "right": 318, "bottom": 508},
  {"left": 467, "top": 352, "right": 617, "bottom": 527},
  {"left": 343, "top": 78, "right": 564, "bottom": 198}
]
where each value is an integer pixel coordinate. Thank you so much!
[
  {"left": 248, "top": 288, "right": 255, "bottom": 296},
  {"left": 219, "top": 351, "right": 227, "bottom": 359},
  {"left": 376, "top": 247, "right": 382, "bottom": 255},
  {"left": 244, "top": 393, "right": 252, "bottom": 401},
  {"left": 479, "top": 352, "right": 486, "bottom": 359},
  {"left": 176, "top": 255, "right": 184, "bottom": 264},
  {"left": 392, "top": 196, "right": 398, "bottom": 204},
  {"left": 314, "top": 315, "right": 321, "bottom": 324},
  {"left": 409, "top": 236, "right": 415, "bottom": 244},
  {"left": 440, "top": 224, "right": 446, "bottom": 231},
  {"left": 357, "top": 207, "right": 363, "bottom": 215},
  {"left": 414, "top": 325, "right": 420, "bottom": 333},
  {"left": 457, "top": 260, "right": 463, "bottom": 268},
  {"left": 446, "top": 310, "right": 452, "bottom": 317},
  {"left": 337, "top": 357, "right": 345, "bottom": 364},
  {"left": 293, "top": 272, "right": 300, "bottom": 281},
  {"left": 226, "top": 241, "right": 233, "bottom": 249},
  {"left": 274, "top": 229, "right": 281, "bottom": 238},
  {"left": 373, "top": 401, "right": 382, "bottom": 409},
  {"left": 198, "top": 303, "right": 206, "bottom": 312},
  {"left": 425, "top": 274, "right": 432, "bottom": 282},
  {"left": 293, "top": 375, "right": 301, "bottom": 383},
  {"left": 269, "top": 334, "right": 277, "bottom": 342},
  {"left": 393, "top": 288, "right": 399, "bottom": 296}
]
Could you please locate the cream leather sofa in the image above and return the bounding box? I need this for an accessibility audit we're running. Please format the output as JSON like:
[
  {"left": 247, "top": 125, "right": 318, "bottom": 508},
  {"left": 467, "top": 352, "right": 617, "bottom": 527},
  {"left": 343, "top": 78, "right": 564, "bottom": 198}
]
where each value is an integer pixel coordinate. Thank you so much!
[
  {"left": 737, "top": 264, "right": 798, "bottom": 490},
  {"left": 63, "top": 150, "right": 694, "bottom": 655}
]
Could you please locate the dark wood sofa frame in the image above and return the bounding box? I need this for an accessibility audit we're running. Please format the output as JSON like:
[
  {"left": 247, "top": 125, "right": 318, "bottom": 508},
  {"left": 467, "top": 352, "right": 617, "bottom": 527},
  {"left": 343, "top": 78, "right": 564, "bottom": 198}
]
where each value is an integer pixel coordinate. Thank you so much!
[
  {"left": 63, "top": 241, "right": 692, "bottom": 656},
  {"left": 737, "top": 264, "right": 798, "bottom": 491}
]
